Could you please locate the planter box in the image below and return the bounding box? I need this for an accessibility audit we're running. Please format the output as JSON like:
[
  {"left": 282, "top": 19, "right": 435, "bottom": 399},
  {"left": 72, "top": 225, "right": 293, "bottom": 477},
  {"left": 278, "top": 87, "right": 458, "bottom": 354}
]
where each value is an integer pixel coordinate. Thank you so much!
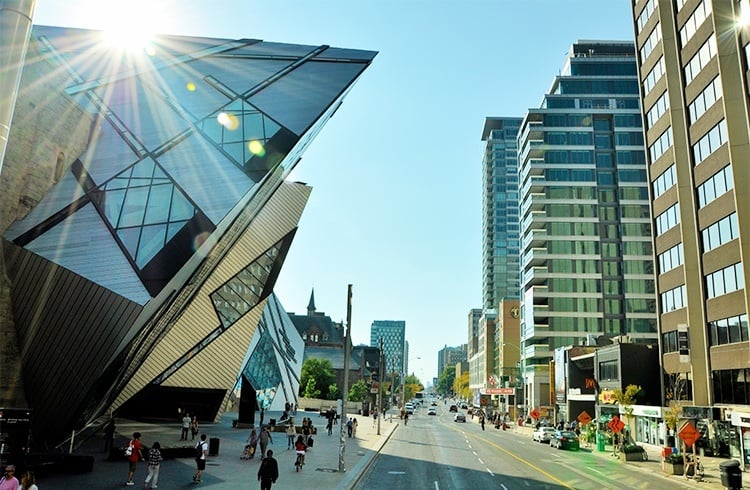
[
  {"left": 663, "top": 462, "right": 684, "bottom": 475},
  {"left": 619, "top": 450, "right": 648, "bottom": 462}
]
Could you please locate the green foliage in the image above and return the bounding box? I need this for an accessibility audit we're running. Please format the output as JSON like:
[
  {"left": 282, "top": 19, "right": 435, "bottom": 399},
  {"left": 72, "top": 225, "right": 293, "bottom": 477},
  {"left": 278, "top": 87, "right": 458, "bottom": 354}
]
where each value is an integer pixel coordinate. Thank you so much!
[
  {"left": 612, "top": 384, "right": 643, "bottom": 413},
  {"left": 300, "top": 357, "right": 335, "bottom": 399},
  {"left": 303, "top": 378, "right": 321, "bottom": 399},
  {"left": 328, "top": 383, "right": 340, "bottom": 400},
  {"left": 437, "top": 366, "right": 456, "bottom": 395},
  {"left": 665, "top": 452, "right": 684, "bottom": 464},
  {"left": 348, "top": 380, "right": 368, "bottom": 402},
  {"left": 664, "top": 402, "right": 683, "bottom": 431}
]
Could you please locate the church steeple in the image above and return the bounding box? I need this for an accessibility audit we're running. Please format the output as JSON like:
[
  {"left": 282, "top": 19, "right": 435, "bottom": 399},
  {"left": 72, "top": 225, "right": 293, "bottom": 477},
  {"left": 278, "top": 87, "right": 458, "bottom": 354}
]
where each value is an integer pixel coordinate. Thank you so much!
[{"left": 307, "top": 288, "right": 316, "bottom": 316}]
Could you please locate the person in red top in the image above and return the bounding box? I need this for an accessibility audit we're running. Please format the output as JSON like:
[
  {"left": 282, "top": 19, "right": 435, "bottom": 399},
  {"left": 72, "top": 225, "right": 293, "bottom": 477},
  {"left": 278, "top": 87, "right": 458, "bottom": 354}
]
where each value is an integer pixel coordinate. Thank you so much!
[{"left": 125, "top": 431, "right": 144, "bottom": 486}]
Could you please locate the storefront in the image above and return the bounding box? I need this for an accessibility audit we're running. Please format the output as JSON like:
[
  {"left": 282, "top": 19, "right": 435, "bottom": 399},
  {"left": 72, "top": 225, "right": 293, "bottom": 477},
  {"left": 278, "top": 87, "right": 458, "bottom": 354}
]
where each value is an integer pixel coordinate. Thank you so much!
[
  {"left": 629, "top": 405, "right": 663, "bottom": 446},
  {"left": 729, "top": 410, "right": 750, "bottom": 469}
]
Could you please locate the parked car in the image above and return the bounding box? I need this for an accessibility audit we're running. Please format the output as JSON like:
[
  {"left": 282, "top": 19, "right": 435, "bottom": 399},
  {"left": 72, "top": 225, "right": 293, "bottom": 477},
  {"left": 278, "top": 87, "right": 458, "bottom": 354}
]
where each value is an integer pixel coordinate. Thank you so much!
[
  {"left": 454, "top": 412, "right": 466, "bottom": 423},
  {"left": 449, "top": 405, "right": 458, "bottom": 413},
  {"left": 550, "top": 430, "right": 580, "bottom": 450},
  {"left": 427, "top": 407, "right": 437, "bottom": 416},
  {"left": 532, "top": 427, "right": 557, "bottom": 443},
  {"left": 460, "top": 403, "right": 468, "bottom": 409}
]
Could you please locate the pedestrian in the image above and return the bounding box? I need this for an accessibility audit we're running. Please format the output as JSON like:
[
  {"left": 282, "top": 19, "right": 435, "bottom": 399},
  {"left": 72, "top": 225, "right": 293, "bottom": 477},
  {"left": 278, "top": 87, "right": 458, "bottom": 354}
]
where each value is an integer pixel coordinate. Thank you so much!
[
  {"left": 481, "top": 416, "right": 485, "bottom": 431},
  {"left": 346, "top": 417, "right": 353, "bottom": 437},
  {"left": 192, "top": 433, "right": 208, "bottom": 484},
  {"left": 257, "top": 450, "right": 278, "bottom": 490},
  {"left": 125, "top": 431, "right": 144, "bottom": 486},
  {"left": 259, "top": 425, "right": 272, "bottom": 457},
  {"left": 0, "top": 465, "right": 19, "bottom": 490},
  {"left": 246, "top": 429, "right": 259, "bottom": 460},
  {"left": 144, "top": 441, "right": 163, "bottom": 489},
  {"left": 103, "top": 416, "right": 116, "bottom": 453},
  {"left": 326, "top": 416, "right": 333, "bottom": 436},
  {"left": 301, "top": 421, "right": 311, "bottom": 445},
  {"left": 259, "top": 407, "right": 265, "bottom": 428},
  {"left": 181, "top": 413, "right": 191, "bottom": 441},
  {"left": 352, "top": 418, "right": 358, "bottom": 437},
  {"left": 19, "top": 471, "right": 36, "bottom": 490},
  {"left": 372, "top": 409, "right": 377, "bottom": 427},
  {"left": 286, "top": 421, "right": 296, "bottom": 449},
  {"left": 190, "top": 416, "right": 199, "bottom": 441}
]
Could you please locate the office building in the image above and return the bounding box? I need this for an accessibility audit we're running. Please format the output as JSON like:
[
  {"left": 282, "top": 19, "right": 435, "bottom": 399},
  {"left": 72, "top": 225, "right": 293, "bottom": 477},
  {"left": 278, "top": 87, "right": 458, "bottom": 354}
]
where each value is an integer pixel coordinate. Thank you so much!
[
  {"left": 481, "top": 117, "right": 523, "bottom": 309},
  {"left": 0, "top": 25, "right": 375, "bottom": 446},
  {"left": 518, "top": 40, "right": 657, "bottom": 412},
  {"left": 370, "top": 320, "right": 406, "bottom": 378},
  {"left": 631, "top": 0, "right": 749, "bottom": 456},
  {"left": 437, "top": 343, "right": 467, "bottom": 378}
]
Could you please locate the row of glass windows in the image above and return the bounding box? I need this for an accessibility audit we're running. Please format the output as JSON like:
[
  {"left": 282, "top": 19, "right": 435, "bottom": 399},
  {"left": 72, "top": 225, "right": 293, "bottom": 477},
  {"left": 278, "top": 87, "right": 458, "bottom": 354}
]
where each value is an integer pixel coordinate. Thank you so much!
[
  {"left": 543, "top": 114, "right": 613, "bottom": 128},
  {"left": 693, "top": 119, "right": 727, "bottom": 165},
  {"left": 652, "top": 163, "right": 676, "bottom": 199},
  {"left": 661, "top": 284, "right": 686, "bottom": 313},
  {"left": 658, "top": 243, "right": 684, "bottom": 274},
  {"left": 706, "top": 263, "right": 744, "bottom": 299},
  {"left": 697, "top": 164, "right": 733, "bottom": 208},
  {"left": 570, "top": 62, "right": 638, "bottom": 77},
  {"left": 641, "top": 22, "right": 661, "bottom": 61},
  {"left": 680, "top": 0, "right": 712, "bottom": 48},
  {"left": 542, "top": 186, "right": 647, "bottom": 201},
  {"left": 646, "top": 91, "right": 669, "bottom": 129},
  {"left": 713, "top": 369, "right": 750, "bottom": 405},
  {"left": 636, "top": 0, "right": 656, "bottom": 34},
  {"left": 644, "top": 57, "right": 665, "bottom": 96},
  {"left": 661, "top": 330, "right": 684, "bottom": 354},
  {"left": 649, "top": 126, "right": 672, "bottom": 162},
  {"left": 702, "top": 213, "right": 740, "bottom": 252},
  {"left": 689, "top": 76, "right": 722, "bottom": 124},
  {"left": 709, "top": 314, "right": 749, "bottom": 347},
  {"left": 655, "top": 203, "right": 680, "bottom": 236},
  {"left": 556, "top": 80, "right": 639, "bottom": 95},
  {"left": 685, "top": 36, "right": 717, "bottom": 86}
]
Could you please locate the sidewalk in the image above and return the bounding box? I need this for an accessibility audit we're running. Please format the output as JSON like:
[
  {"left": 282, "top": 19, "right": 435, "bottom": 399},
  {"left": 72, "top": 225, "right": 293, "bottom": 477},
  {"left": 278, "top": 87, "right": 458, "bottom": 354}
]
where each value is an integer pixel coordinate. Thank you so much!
[
  {"left": 39, "top": 409, "right": 398, "bottom": 489},
  {"left": 495, "top": 419, "right": 738, "bottom": 489}
]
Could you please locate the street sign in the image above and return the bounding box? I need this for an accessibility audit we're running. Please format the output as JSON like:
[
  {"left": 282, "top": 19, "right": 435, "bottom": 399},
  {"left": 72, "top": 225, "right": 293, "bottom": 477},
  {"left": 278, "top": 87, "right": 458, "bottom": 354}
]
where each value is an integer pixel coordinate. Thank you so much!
[
  {"left": 608, "top": 415, "right": 625, "bottom": 433},
  {"left": 678, "top": 421, "right": 700, "bottom": 448},
  {"left": 530, "top": 408, "right": 540, "bottom": 420},
  {"left": 577, "top": 411, "right": 592, "bottom": 425},
  {"left": 484, "top": 388, "right": 515, "bottom": 395}
]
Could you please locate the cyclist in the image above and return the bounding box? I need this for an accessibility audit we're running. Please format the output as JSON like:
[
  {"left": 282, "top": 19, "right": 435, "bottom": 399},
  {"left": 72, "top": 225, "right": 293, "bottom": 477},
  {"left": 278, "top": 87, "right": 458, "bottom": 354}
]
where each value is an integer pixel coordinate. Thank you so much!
[{"left": 294, "top": 435, "right": 306, "bottom": 471}]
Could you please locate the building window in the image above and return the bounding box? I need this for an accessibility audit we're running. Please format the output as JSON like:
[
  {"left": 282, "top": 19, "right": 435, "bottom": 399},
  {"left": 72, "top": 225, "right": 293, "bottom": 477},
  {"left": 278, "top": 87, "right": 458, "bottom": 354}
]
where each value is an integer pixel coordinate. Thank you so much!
[
  {"left": 697, "top": 164, "right": 733, "bottom": 208},
  {"left": 689, "top": 77, "right": 722, "bottom": 124},
  {"left": 649, "top": 126, "right": 672, "bottom": 162},
  {"left": 641, "top": 22, "right": 662, "bottom": 61},
  {"left": 708, "top": 314, "right": 749, "bottom": 346},
  {"left": 655, "top": 203, "right": 680, "bottom": 236},
  {"left": 599, "top": 360, "right": 619, "bottom": 381},
  {"left": 684, "top": 36, "right": 718, "bottom": 85},
  {"left": 652, "top": 163, "right": 676, "bottom": 198},
  {"left": 646, "top": 91, "right": 669, "bottom": 129},
  {"left": 636, "top": 0, "right": 656, "bottom": 34},
  {"left": 658, "top": 243, "right": 684, "bottom": 274},
  {"left": 701, "top": 213, "right": 740, "bottom": 252},
  {"left": 660, "top": 284, "right": 686, "bottom": 312},
  {"left": 713, "top": 368, "right": 750, "bottom": 405},
  {"left": 706, "top": 263, "right": 745, "bottom": 299},
  {"left": 680, "top": 0, "right": 712, "bottom": 48},
  {"left": 643, "top": 57, "right": 665, "bottom": 96},
  {"left": 662, "top": 330, "right": 683, "bottom": 353},
  {"left": 692, "top": 119, "right": 728, "bottom": 165}
]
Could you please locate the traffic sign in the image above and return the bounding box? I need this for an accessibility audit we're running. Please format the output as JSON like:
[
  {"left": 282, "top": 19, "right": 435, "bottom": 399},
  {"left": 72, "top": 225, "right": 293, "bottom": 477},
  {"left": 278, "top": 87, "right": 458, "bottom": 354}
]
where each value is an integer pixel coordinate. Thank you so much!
[
  {"left": 530, "top": 408, "right": 540, "bottom": 420},
  {"left": 608, "top": 415, "right": 625, "bottom": 433},
  {"left": 678, "top": 421, "right": 700, "bottom": 448},
  {"left": 577, "top": 411, "right": 592, "bottom": 425}
]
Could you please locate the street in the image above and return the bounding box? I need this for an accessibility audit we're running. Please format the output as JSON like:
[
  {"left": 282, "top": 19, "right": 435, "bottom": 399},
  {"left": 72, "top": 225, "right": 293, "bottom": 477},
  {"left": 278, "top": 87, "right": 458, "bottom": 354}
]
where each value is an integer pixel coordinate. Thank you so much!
[{"left": 356, "top": 404, "right": 701, "bottom": 490}]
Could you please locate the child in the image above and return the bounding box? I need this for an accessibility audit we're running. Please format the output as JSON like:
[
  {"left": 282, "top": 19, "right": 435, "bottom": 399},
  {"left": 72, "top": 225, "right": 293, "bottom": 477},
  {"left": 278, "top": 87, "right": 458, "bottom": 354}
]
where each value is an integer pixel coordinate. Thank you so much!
[{"left": 144, "top": 441, "right": 163, "bottom": 489}]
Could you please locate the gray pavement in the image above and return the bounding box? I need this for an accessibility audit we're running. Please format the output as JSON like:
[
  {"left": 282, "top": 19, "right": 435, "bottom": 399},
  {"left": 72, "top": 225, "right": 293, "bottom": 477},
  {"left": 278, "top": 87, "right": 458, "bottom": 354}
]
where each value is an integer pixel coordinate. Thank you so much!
[{"left": 38, "top": 409, "right": 397, "bottom": 489}]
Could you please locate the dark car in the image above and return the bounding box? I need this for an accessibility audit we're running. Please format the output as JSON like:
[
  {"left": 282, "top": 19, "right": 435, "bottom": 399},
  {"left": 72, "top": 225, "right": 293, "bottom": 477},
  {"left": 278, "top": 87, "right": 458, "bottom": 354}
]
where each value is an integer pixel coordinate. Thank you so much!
[
  {"left": 550, "top": 430, "right": 580, "bottom": 450},
  {"left": 449, "top": 405, "right": 458, "bottom": 413}
]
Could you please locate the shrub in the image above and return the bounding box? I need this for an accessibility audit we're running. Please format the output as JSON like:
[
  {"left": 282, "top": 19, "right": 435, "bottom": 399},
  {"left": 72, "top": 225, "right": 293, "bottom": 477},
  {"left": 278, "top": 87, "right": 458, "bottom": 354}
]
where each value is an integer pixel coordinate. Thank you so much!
[
  {"left": 622, "top": 444, "right": 646, "bottom": 454},
  {"left": 665, "top": 452, "right": 683, "bottom": 464}
]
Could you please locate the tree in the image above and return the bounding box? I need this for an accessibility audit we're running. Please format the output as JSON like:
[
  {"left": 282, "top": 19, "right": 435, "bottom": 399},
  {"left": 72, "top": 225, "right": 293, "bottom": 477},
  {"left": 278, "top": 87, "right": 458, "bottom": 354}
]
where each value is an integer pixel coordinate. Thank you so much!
[
  {"left": 300, "top": 357, "right": 335, "bottom": 399},
  {"left": 453, "top": 371, "right": 471, "bottom": 400},
  {"left": 348, "top": 380, "right": 369, "bottom": 402},
  {"left": 328, "top": 383, "right": 341, "bottom": 400},
  {"left": 437, "top": 366, "right": 456, "bottom": 395},
  {"left": 303, "top": 378, "right": 321, "bottom": 399},
  {"left": 612, "top": 384, "right": 642, "bottom": 444}
]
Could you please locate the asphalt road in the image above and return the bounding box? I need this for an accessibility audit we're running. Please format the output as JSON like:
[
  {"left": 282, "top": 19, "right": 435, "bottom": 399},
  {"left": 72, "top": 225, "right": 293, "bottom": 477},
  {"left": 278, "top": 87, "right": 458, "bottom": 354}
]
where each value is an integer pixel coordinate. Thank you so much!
[{"left": 356, "top": 404, "right": 702, "bottom": 490}]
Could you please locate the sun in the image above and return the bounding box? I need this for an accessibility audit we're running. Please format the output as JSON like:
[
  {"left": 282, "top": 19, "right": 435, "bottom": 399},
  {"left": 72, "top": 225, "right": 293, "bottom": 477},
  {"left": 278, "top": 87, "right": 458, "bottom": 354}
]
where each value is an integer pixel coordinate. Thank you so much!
[{"left": 99, "top": 1, "right": 163, "bottom": 53}]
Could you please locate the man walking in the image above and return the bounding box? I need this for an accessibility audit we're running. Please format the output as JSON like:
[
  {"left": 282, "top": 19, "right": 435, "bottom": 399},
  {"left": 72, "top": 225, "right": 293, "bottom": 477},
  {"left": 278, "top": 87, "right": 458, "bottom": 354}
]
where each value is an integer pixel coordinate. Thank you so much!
[
  {"left": 181, "top": 413, "right": 191, "bottom": 441},
  {"left": 192, "top": 434, "right": 208, "bottom": 484},
  {"left": 257, "top": 450, "right": 278, "bottom": 490},
  {"left": 259, "top": 425, "right": 272, "bottom": 457}
]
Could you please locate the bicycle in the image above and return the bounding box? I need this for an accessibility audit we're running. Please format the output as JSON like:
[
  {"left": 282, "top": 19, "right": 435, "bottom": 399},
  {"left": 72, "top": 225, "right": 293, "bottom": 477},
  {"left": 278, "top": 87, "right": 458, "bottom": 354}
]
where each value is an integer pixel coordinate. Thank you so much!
[{"left": 295, "top": 451, "right": 305, "bottom": 471}]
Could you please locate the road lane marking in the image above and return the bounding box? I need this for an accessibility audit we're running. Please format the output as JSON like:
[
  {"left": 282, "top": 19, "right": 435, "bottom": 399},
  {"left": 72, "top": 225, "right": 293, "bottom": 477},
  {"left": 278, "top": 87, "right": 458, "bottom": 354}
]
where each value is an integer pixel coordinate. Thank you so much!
[
  {"left": 434, "top": 481, "right": 439, "bottom": 490},
  {"left": 500, "top": 484, "right": 508, "bottom": 490},
  {"left": 387, "top": 471, "right": 405, "bottom": 474},
  {"left": 487, "top": 468, "right": 495, "bottom": 477},
  {"left": 478, "top": 458, "right": 484, "bottom": 465}
]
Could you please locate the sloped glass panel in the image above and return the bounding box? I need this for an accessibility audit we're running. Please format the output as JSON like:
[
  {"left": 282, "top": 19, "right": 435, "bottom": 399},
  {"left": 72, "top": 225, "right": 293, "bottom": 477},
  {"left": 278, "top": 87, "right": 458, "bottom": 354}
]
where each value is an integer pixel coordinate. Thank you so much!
[
  {"left": 136, "top": 224, "right": 167, "bottom": 267},
  {"left": 119, "top": 186, "right": 149, "bottom": 227},
  {"left": 215, "top": 300, "right": 242, "bottom": 325},
  {"left": 107, "top": 177, "right": 131, "bottom": 190},
  {"left": 226, "top": 99, "right": 244, "bottom": 112},
  {"left": 117, "top": 227, "right": 140, "bottom": 259},
  {"left": 169, "top": 193, "right": 194, "bottom": 221},
  {"left": 224, "top": 142, "right": 244, "bottom": 163},
  {"left": 244, "top": 332, "right": 282, "bottom": 410},
  {"left": 166, "top": 221, "right": 186, "bottom": 243},
  {"left": 132, "top": 158, "right": 155, "bottom": 179},
  {"left": 244, "top": 113, "right": 265, "bottom": 140},
  {"left": 263, "top": 116, "right": 281, "bottom": 136},
  {"left": 202, "top": 118, "right": 223, "bottom": 142},
  {"left": 153, "top": 166, "right": 170, "bottom": 181},
  {"left": 104, "top": 188, "right": 127, "bottom": 225},
  {"left": 143, "top": 183, "right": 173, "bottom": 224}
]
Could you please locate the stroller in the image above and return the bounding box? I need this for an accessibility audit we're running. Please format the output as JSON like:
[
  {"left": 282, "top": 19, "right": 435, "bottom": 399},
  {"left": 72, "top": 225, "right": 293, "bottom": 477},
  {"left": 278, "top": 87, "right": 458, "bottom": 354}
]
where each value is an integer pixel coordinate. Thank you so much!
[{"left": 241, "top": 444, "right": 255, "bottom": 460}]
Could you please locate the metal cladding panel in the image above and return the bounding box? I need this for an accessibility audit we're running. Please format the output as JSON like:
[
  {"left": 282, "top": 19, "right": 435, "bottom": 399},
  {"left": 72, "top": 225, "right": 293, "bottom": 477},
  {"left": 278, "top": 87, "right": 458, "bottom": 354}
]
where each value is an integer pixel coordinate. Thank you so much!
[
  {"left": 163, "top": 304, "right": 266, "bottom": 389},
  {"left": 185, "top": 58, "right": 292, "bottom": 99},
  {"left": 24, "top": 203, "right": 151, "bottom": 304},
  {"left": 112, "top": 181, "right": 310, "bottom": 408},
  {"left": 4, "top": 245, "right": 142, "bottom": 440},
  {"left": 80, "top": 120, "right": 141, "bottom": 185}
]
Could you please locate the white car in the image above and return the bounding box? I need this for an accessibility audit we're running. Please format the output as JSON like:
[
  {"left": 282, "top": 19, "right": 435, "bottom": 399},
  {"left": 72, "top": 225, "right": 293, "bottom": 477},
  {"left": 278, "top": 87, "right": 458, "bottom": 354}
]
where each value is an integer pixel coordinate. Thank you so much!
[
  {"left": 427, "top": 407, "right": 437, "bottom": 416},
  {"left": 532, "top": 427, "right": 557, "bottom": 443}
]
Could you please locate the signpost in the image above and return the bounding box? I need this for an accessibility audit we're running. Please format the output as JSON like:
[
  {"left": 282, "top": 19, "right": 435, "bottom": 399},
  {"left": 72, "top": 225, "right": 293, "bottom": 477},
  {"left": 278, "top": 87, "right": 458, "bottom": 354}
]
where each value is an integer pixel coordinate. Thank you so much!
[{"left": 577, "top": 410, "right": 592, "bottom": 426}]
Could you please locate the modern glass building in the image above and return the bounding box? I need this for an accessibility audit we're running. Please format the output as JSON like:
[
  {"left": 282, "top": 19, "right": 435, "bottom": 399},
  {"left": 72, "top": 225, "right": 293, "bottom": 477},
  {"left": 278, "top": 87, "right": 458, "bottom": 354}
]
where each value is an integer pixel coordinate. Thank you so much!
[
  {"left": 481, "top": 117, "right": 522, "bottom": 310},
  {"left": 0, "top": 25, "right": 375, "bottom": 447},
  {"left": 631, "top": 0, "right": 749, "bottom": 453},
  {"left": 518, "top": 41, "right": 657, "bottom": 411},
  {"left": 370, "top": 320, "right": 406, "bottom": 378}
]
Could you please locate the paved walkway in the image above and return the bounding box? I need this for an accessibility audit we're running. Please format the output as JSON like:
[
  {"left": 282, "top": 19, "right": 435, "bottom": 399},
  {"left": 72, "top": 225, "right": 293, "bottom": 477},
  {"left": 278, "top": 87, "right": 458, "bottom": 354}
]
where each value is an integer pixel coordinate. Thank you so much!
[{"left": 38, "top": 409, "right": 397, "bottom": 489}]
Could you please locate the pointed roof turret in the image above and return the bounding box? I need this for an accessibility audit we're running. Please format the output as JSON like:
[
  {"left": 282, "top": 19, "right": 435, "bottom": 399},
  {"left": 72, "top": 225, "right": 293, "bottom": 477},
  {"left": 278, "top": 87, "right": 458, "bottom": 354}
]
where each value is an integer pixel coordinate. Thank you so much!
[{"left": 307, "top": 288, "right": 316, "bottom": 316}]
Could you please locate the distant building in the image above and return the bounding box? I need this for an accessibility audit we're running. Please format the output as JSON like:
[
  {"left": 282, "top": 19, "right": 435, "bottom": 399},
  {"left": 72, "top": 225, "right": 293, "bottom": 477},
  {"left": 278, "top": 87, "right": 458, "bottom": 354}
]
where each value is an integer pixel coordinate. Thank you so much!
[
  {"left": 370, "top": 320, "right": 406, "bottom": 378},
  {"left": 437, "top": 344, "right": 467, "bottom": 378},
  {"left": 288, "top": 289, "right": 344, "bottom": 348}
]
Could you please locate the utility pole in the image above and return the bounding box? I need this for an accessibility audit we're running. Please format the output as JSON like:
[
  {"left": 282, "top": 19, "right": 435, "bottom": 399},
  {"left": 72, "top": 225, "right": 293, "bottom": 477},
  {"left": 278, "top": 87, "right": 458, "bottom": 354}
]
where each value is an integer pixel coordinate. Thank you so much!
[
  {"left": 338, "top": 284, "right": 352, "bottom": 473},
  {"left": 377, "top": 337, "right": 383, "bottom": 435}
]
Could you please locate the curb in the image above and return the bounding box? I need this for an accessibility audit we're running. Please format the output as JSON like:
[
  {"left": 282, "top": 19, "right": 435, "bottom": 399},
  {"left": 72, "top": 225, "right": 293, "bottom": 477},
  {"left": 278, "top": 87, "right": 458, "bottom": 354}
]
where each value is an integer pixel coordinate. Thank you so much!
[{"left": 337, "top": 422, "right": 399, "bottom": 490}]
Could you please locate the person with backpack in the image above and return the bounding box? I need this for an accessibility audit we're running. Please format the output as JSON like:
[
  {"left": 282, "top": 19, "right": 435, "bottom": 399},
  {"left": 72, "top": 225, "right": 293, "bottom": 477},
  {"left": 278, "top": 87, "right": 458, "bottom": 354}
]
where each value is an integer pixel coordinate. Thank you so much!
[
  {"left": 192, "top": 434, "right": 208, "bottom": 484},
  {"left": 125, "top": 432, "right": 143, "bottom": 486}
]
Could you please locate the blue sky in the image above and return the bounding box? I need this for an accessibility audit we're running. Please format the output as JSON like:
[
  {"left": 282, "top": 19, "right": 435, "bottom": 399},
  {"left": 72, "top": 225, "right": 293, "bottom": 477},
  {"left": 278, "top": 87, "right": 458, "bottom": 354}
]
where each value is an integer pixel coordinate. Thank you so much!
[{"left": 33, "top": 0, "right": 635, "bottom": 384}]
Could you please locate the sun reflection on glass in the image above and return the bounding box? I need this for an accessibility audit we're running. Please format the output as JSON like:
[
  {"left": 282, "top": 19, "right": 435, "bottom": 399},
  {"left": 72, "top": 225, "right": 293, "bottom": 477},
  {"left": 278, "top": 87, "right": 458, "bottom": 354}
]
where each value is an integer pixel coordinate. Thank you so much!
[
  {"left": 248, "top": 140, "right": 265, "bottom": 156},
  {"left": 217, "top": 112, "right": 239, "bottom": 131}
]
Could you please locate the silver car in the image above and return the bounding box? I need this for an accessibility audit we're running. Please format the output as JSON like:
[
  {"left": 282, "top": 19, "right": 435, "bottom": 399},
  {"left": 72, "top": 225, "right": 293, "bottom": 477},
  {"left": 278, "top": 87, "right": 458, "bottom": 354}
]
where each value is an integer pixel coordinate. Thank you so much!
[{"left": 532, "top": 427, "right": 556, "bottom": 443}]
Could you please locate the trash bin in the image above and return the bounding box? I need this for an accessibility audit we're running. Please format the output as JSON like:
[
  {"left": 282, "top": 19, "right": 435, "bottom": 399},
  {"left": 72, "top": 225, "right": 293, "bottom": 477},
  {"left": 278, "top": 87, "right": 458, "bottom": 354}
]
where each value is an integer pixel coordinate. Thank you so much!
[
  {"left": 596, "top": 433, "right": 605, "bottom": 452},
  {"left": 209, "top": 437, "right": 220, "bottom": 457},
  {"left": 719, "top": 459, "right": 742, "bottom": 490}
]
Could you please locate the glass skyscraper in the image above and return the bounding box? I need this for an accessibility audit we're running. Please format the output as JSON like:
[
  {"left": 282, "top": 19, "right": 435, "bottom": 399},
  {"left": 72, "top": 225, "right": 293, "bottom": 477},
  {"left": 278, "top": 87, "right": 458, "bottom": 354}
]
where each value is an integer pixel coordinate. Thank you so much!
[
  {"left": 517, "top": 41, "right": 657, "bottom": 409},
  {"left": 482, "top": 117, "right": 522, "bottom": 310},
  {"left": 370, "top": 320, "right": 406, "bottom": 377}
]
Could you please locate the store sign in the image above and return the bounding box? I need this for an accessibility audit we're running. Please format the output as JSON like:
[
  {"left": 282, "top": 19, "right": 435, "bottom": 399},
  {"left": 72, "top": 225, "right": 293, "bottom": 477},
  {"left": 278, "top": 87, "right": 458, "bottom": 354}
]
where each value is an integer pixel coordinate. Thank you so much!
[
  {"left": 730, "top": 411, "right": 750, "bottom": 428},
  {"left": 678, "top": 324, "right": 689, "bottom": 363}
]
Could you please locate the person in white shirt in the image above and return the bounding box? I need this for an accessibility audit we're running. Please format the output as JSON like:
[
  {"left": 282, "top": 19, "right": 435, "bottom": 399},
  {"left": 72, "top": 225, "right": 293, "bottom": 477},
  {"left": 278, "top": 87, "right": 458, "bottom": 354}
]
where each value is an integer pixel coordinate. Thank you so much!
[{"left": 192, "top": 434, "right": 208, "bottom": 484}]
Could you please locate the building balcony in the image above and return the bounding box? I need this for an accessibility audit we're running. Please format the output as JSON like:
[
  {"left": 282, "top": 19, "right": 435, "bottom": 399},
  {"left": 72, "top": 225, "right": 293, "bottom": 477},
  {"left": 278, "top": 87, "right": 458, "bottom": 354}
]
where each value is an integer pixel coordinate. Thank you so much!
[
  {"left": 520, "top": 158, "right": 544, "bottom": 184},
  {"left": 521, "top": 229, "right": 548, "bottom": 250},
  {"left": 522, "top": 247, "right": 548, "bottom": 268},
  {"left": 523, "top": 266, "right": 548, "bottom": 286}
]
